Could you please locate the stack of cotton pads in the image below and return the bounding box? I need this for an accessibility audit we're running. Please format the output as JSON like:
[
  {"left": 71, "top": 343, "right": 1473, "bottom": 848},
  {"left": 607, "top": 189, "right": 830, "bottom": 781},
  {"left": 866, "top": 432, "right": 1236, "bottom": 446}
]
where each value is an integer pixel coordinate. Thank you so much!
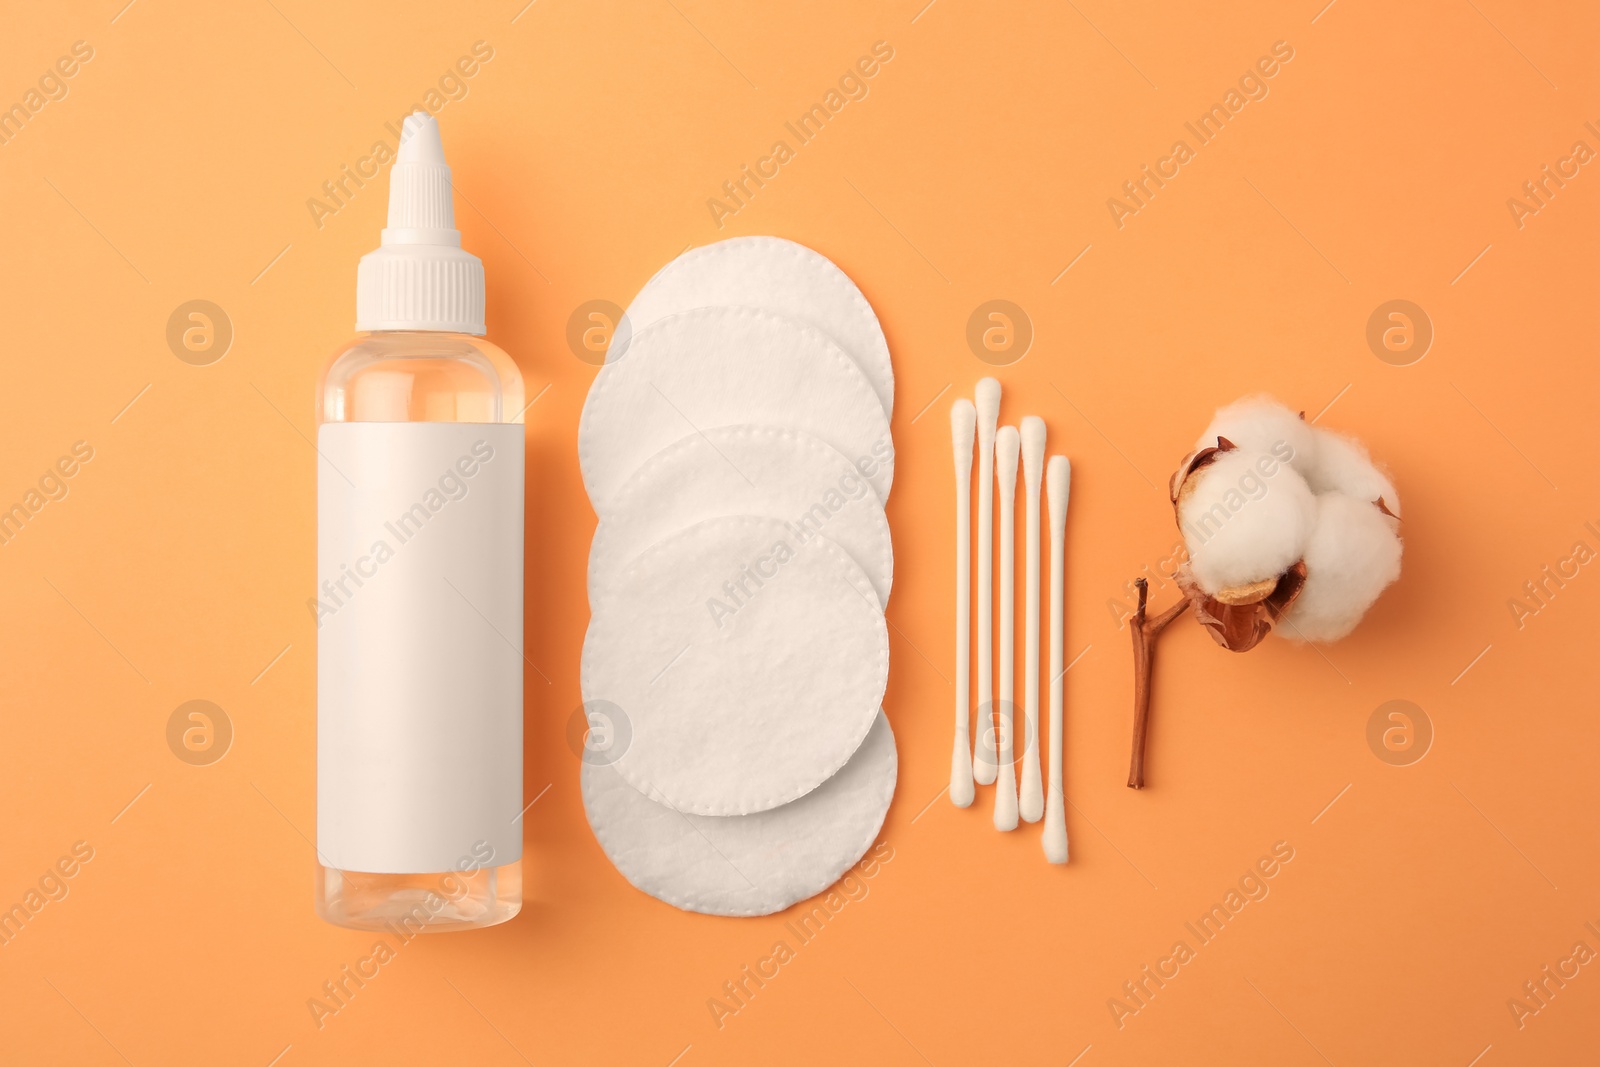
[{"left": 577, "top": 236, "right": 898, "bottom": 917}]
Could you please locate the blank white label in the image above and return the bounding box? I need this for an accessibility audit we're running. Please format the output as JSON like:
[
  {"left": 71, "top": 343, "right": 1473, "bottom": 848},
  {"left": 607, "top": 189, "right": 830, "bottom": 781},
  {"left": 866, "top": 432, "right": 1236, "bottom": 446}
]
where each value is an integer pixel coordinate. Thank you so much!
[{"left": 316, "top": 422, "right": 524, "bottom": 874}]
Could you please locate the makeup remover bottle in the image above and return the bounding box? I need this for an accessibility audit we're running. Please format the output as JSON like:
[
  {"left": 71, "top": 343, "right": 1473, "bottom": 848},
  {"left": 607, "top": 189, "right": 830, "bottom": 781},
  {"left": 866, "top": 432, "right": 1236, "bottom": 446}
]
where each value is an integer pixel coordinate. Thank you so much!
[{"left": 314, "top": 112, "right": 524, "bottom": 931}]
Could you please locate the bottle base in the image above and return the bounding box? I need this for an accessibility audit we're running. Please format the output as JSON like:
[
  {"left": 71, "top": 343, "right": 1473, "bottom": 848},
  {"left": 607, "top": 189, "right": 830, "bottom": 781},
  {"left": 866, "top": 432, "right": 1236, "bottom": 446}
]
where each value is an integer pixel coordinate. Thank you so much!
[{"left": 315, "top": 861, "right": 522, "bottom": 932}]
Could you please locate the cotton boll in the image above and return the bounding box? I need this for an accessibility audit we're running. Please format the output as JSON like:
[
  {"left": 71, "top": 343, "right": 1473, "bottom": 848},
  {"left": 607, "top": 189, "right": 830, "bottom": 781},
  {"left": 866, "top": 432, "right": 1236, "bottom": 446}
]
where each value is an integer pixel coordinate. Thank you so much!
[
  {"left": 1196, "top": 396, "right": 1315, "bottom": 475},
  {"left": 1177, "top": 449, "right": 1318, "bottom": 595},
  {"left": 1304, "top": 428, "right": 1401, "bottom": 518},
  {"left": 1279, "top": 492, "right": 1402, "bottom": 642}
]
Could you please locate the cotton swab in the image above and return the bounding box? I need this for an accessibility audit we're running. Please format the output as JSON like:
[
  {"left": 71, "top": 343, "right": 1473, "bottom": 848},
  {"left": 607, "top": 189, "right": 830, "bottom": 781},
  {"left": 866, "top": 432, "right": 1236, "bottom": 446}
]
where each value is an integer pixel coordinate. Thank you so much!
[
  {"left": 972, "top": 378, "right": 1001, "bottom": 785},
  {"left": 1018, "top": 417, "right": 1046, "bottom": 824},
  {"left": 992, "top": 426, "right": 1020, "bottom": 830},
  {"left": 949, "top": 399, "right": 976, "bottom": 808},
  {"left": 1042, "top": 456, "right": 1071, "bottom": 864}
]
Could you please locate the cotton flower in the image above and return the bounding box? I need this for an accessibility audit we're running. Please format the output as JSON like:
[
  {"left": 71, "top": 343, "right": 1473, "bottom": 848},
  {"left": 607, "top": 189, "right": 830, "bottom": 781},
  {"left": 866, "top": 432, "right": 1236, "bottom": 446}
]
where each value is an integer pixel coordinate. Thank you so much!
[
  {"left": 1171, "top": 398, "right": 1402, "bottom": 650},
  {"left": 1126, "top": 396, "right": 1403, "bottom": 788}
]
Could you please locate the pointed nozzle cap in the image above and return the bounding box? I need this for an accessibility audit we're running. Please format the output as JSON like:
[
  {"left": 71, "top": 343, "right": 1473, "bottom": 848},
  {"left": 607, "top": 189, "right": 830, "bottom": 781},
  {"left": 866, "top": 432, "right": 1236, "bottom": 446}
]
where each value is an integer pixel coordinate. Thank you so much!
[
  {"left": 356, "top": 111, "right": 485, "bottom": 335},
  {"left": 385, "top": 112, "right": 457, "bottom": 237},
  {"left": 398, "top": 112, "right": 446, "bottom": 165}
]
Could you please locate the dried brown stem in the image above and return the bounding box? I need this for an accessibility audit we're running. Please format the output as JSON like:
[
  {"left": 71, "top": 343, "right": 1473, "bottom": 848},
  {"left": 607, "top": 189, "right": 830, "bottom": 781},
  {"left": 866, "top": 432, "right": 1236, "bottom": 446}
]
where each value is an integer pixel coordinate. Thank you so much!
[{"left": 1128, "top": 577, "right": 1190, "bottom": 790}]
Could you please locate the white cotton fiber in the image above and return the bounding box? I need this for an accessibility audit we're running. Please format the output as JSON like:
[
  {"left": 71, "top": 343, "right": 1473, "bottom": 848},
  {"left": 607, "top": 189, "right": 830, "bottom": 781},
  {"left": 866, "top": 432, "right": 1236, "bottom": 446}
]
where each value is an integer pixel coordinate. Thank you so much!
[
  {"left": 1280, "top": 492, "right": 1403, "bottom": 641},
  {"left": 1303, "top": 428, "right": 1401, "bottom": 518},
  {"left": 1177, "top": 448, "right": 1317, "bottom": 595},
  {"left": 1196, "top": 395, "right": 1315, "bottom": 472}
]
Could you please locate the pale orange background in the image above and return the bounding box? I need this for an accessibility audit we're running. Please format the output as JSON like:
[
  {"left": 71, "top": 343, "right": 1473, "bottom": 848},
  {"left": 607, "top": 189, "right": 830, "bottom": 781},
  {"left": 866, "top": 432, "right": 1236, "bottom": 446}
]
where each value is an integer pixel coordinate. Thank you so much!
[{"left": 2, "top": 1, "right": 1597, "bottom": 1064}]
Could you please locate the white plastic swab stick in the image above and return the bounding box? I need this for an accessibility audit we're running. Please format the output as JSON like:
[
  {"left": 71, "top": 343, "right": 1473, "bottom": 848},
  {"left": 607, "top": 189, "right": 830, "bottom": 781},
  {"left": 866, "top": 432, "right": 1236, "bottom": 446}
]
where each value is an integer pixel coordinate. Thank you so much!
[
  {"left": 1042, "top": 456, "right": 1071, "bottom": 864},
  {"left": 949, "top": 399, "right": 977, "bottom": 808},
  {"left": 1018, "top": 417, "right": 1046, "bottom": 824},
  {"left": 972, "top": 378, "right": 1001, "bottom": 785},
  {"left": 992, "top": 425, "right": 1020, "bottom": 831}
]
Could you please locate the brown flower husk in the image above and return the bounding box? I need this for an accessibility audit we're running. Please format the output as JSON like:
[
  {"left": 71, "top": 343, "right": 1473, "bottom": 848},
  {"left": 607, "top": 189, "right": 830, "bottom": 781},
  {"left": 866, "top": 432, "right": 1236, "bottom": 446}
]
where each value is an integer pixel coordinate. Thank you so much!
[
  {"left": 1176, "top": 560, "right": 1307, "bottom": 653},
  {"left": 1168, "top": 436, "right": 1236, "bottom": 504}
]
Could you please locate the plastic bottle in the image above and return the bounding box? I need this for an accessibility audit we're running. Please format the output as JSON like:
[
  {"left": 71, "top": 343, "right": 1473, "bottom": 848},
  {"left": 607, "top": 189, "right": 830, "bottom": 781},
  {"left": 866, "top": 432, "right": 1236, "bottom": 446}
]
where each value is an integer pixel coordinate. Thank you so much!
[{"left": 314, "top": 112, "right": 524, "bottom": 931}]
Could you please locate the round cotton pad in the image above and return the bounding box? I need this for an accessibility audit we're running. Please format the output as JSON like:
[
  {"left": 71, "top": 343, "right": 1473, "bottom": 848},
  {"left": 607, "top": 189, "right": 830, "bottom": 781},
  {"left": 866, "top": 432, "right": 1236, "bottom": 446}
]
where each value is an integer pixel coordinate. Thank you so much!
[
  {"left": 578, "top": 307, "right": 895, "bottom": 516},
  {"left": 588, "top": 425, "right": 894, "bottom": 610},
  {"left": 582, "top": 711, "right": 897, "bottom": 916},
  {"left": 619, "top": 236, "right": 894, "bottom": 417},
  {"left": 581, "top": 515, "right": 888, "bottom": 816}
]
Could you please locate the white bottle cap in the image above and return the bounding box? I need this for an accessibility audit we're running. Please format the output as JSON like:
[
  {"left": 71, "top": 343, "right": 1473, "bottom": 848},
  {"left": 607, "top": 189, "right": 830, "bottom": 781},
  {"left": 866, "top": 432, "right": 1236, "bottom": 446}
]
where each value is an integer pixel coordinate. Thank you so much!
[{"left": 356, "top": 112, "right": 486, "bottom": 335}]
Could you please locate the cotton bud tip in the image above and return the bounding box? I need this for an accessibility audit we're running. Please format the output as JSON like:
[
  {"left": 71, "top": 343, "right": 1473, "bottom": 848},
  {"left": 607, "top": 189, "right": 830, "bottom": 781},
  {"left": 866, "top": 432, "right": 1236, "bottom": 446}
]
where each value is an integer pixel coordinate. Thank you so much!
[
  {"left": 995, "top": 425, "right": 1020, "bottom": 483},
  {"left": 1020, "top": 416, "right": 1046, "bottom": 483},
  {"left": 951, "top": 398, "right": 976, "bottom": 466},
  {"left": 974, "top": 378, "right": 1001, "bottom": 441}
]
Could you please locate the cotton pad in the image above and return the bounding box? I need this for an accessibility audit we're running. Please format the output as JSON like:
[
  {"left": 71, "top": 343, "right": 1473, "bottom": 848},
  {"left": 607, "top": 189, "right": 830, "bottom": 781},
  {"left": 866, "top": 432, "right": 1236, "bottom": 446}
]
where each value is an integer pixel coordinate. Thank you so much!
[
  {"left": 588, "top": 425, "right": 894, "bottom": 610},
  {"left": 581, "top": 515, "right": 888, "bottom": 816},
  {"left": 619, "top": 236, "right": 894, "bottom": 417},
  {"left": 582, "top": 711, "right": 896, "bottom": 916},
  {"left": 578, "top": 307, "right": 895, "bottom": 515}
]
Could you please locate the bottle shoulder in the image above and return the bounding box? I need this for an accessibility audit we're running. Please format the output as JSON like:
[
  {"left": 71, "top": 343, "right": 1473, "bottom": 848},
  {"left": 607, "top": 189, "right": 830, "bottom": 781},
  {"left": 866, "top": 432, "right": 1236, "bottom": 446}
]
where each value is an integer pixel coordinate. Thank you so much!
[{"left": 318, "top": 332, "right": 524, "bottom": 424}]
